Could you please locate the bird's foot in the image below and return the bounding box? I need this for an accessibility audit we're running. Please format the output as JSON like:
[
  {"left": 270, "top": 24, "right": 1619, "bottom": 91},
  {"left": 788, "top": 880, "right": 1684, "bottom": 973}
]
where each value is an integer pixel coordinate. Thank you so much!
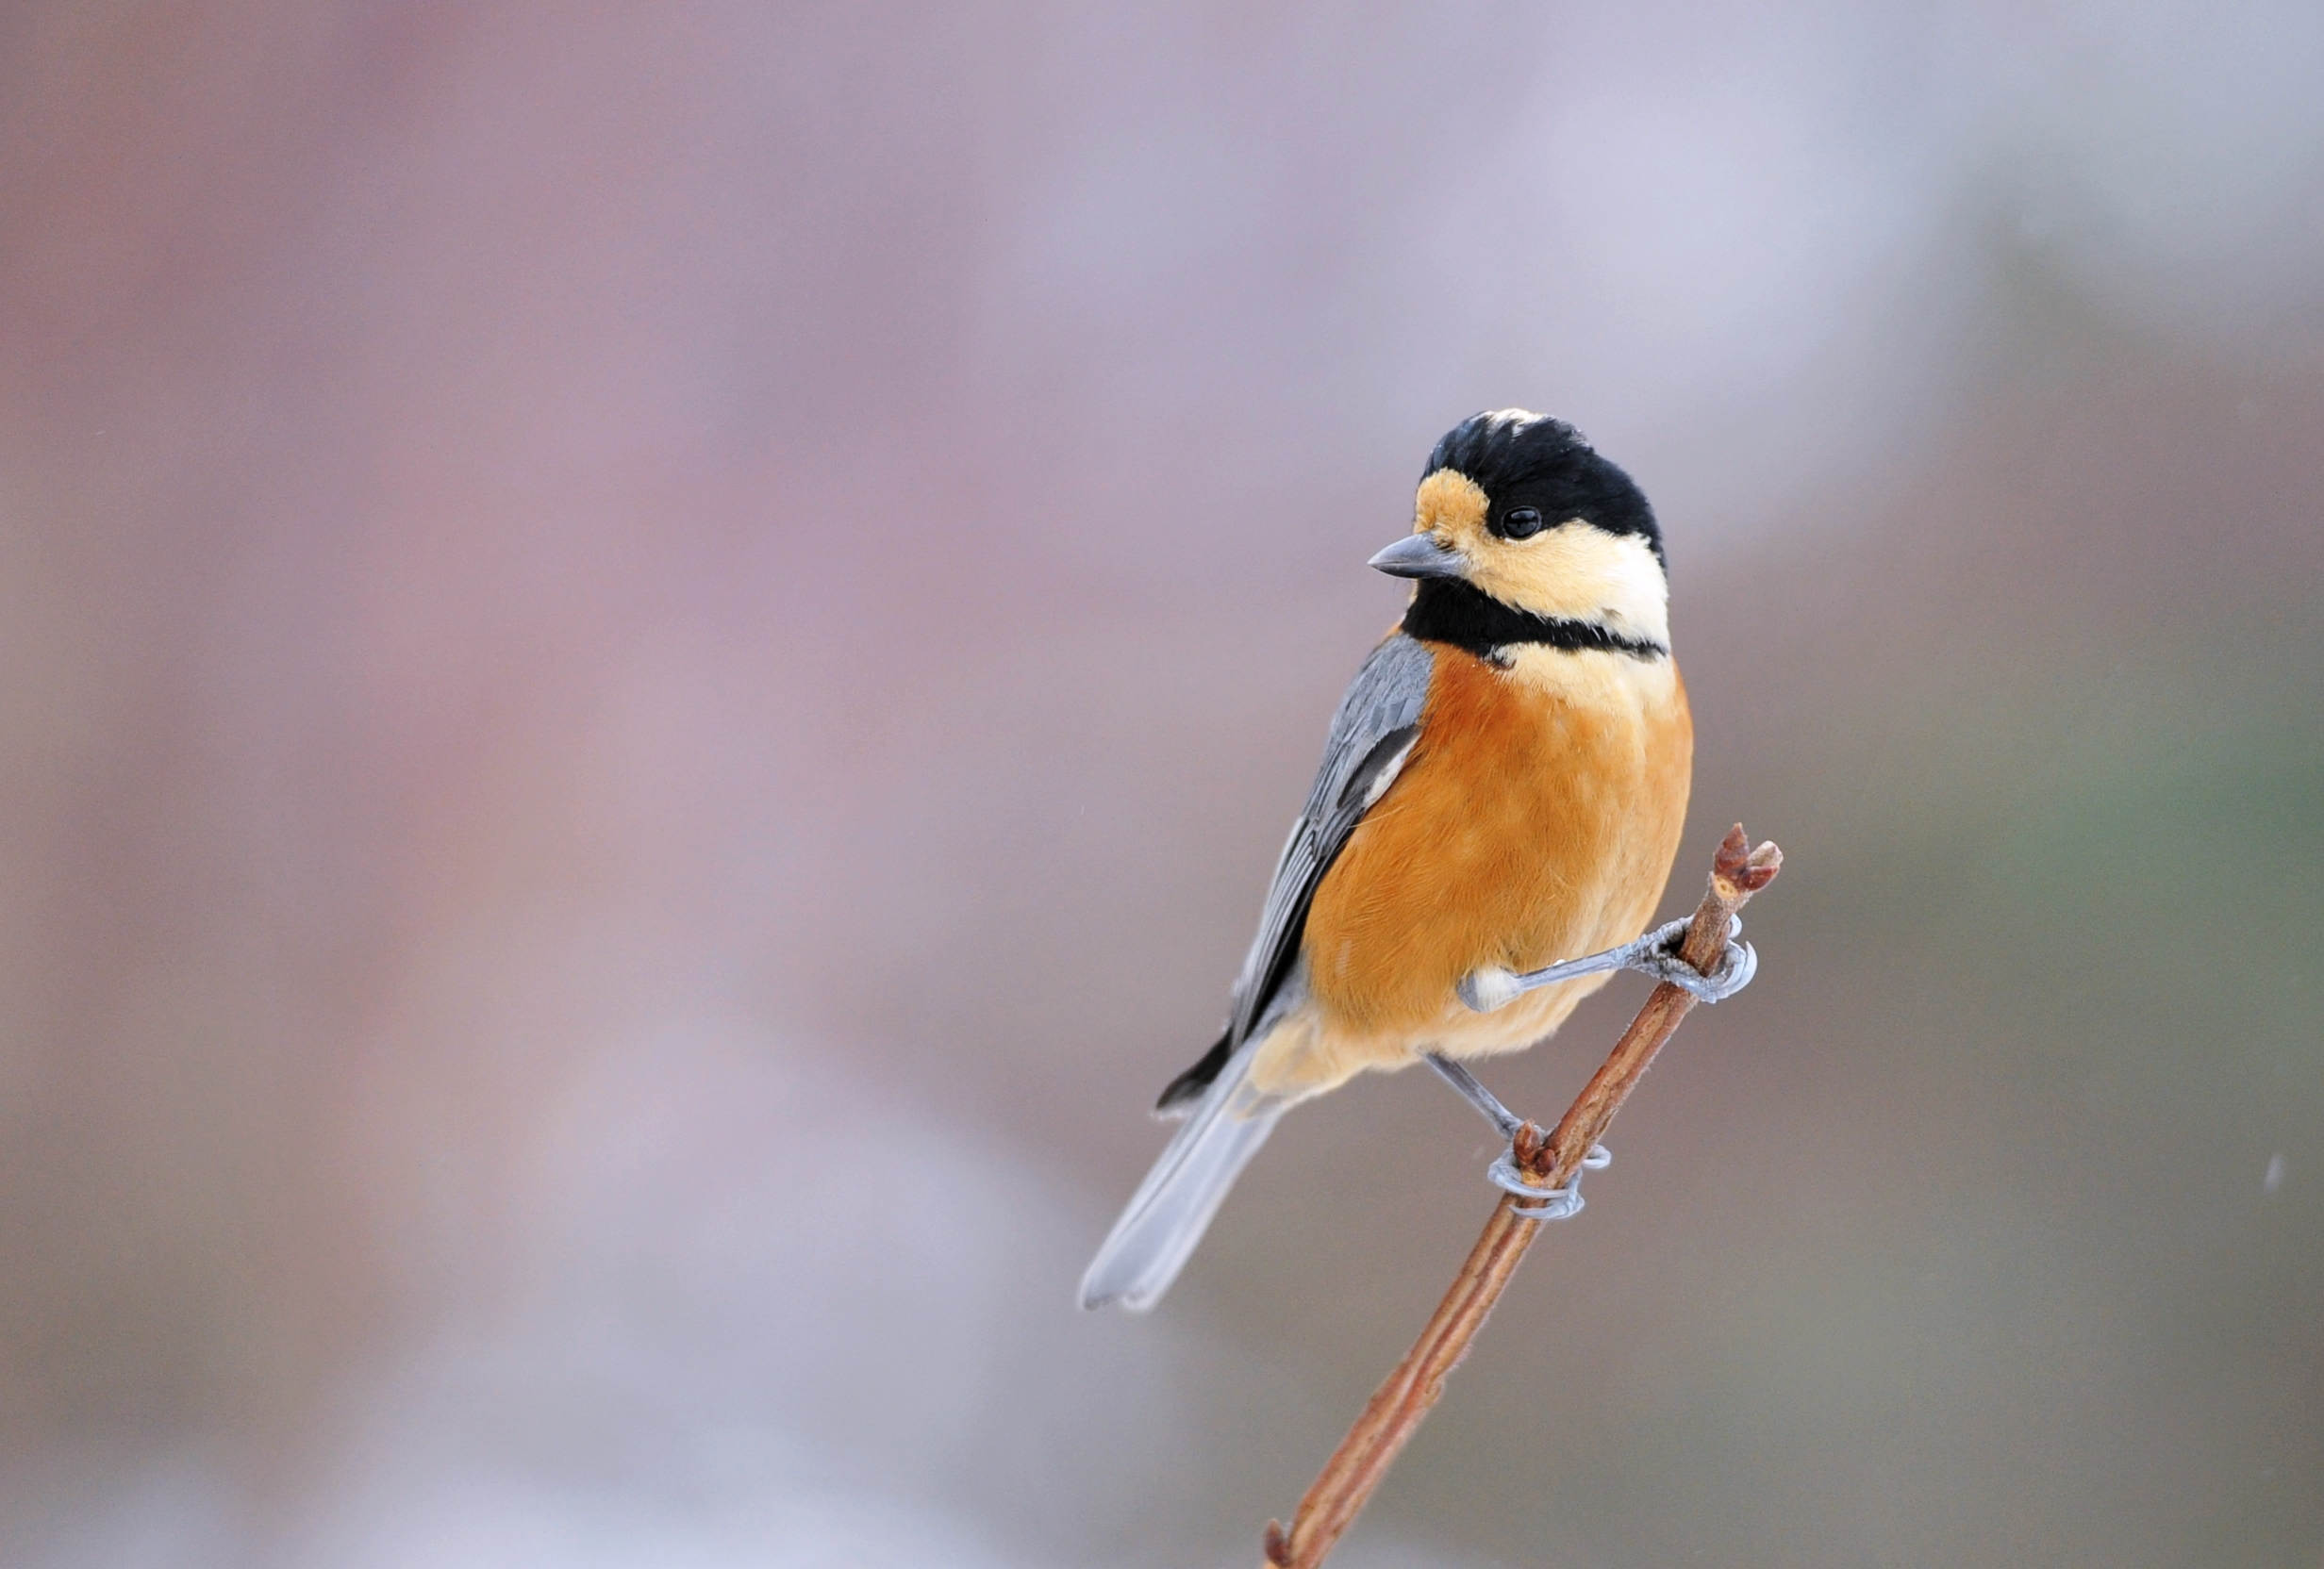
[
  {"left": 1457, "top": 916, "right": 1756, "bottom": 1013},
  {"left": 1624, "top": 916, "right": 1757, "bottom": 1002},
  {"left": 1487, "top": 1141, "right": 1610, "bottom": 1220},
  {"left": 1422, "top": 1052, "right": 1608, "bottom": 1219}
]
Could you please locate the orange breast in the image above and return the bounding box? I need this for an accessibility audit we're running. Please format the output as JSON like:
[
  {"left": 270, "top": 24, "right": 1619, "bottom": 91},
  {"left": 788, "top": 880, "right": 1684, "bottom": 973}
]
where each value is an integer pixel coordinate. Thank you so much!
[{"left": 1300, "top": 646, "right": 1693, "bottom": 1038}]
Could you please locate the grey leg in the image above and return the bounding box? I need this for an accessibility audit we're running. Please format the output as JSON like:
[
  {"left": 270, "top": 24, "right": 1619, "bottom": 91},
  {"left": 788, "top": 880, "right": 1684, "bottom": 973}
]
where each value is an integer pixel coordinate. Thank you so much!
[
  {"left": 1424, "top": 1052, "right": 1610, "bottom": 1221},
  {"left": 1459, "top": 915, "right": 1757, "bottom": 1014},
  {"left": 1424, "top": 1052, "right": 1522, "bottom": 1138}
]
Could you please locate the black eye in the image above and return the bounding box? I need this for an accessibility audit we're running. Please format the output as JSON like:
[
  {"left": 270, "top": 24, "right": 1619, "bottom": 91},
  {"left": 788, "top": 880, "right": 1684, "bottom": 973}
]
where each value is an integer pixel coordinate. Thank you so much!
[{"left": 1500, "top": 507, "right": 1545, "bottom": 539}]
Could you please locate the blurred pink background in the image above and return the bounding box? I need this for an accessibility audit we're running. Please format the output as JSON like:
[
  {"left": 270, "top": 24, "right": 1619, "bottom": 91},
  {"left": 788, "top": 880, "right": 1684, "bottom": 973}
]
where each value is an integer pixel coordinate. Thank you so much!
[{"left": 2, "top": 4, "right": 2320, "bottom": 1564}]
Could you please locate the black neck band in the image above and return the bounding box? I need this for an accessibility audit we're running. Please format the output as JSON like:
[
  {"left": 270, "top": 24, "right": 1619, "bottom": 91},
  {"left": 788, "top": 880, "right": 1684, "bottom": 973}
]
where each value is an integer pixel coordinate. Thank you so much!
[{"left": 1401, "top": 579, "right": 1667, "bottom": 661}]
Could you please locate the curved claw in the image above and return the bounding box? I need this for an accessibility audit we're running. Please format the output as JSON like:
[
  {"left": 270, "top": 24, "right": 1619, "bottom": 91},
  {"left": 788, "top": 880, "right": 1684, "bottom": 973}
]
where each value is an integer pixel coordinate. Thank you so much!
[
  {"left": 1645, "top": 937, "right": 1756, "bottom": 1002},
  {"left": 1638, "top": 913, "right": 1740, "bottom": 954},
  {"left": 1486, "top": 1142, "right": 1609, "bottom": 1219}
]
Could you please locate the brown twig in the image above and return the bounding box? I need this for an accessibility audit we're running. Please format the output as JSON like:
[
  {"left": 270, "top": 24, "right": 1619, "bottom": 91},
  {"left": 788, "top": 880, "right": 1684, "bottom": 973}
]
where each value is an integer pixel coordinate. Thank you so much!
[{"left": 1260, "top": 824, "right": 1784, "bottom": 1569}]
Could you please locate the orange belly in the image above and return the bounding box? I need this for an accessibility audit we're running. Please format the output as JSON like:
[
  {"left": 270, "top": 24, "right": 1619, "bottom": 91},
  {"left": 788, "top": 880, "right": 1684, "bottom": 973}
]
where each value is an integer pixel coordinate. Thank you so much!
[{"left": 1247, "top": 644, "right": 1691, "bottom": 1100}]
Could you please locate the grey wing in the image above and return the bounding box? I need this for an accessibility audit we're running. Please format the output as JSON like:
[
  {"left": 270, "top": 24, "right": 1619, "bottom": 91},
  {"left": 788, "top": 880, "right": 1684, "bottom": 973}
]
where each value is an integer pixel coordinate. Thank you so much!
[
  {"left": 1224, "top": 632, "right": 1434, "bottom": 1049},
  {"left": 1090, "top": 632, "right": 1433, "bottom": 1308},
  {"left": 1149, "top": 631, "right": 1433, "bottom": 1116}
]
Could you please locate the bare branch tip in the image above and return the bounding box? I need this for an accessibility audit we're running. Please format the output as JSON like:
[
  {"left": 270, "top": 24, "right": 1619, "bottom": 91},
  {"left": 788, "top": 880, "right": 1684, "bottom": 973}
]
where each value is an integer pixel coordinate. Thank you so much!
[
  {"left": 1263, "top": 1521, "right": 1294, "bottom": 1566},
  {"left": 1711, "top": 828, "right": 1783, "bottom": 898},
  {"left": 1739, "top": 840, "right": 1784, "bottom": 891}
]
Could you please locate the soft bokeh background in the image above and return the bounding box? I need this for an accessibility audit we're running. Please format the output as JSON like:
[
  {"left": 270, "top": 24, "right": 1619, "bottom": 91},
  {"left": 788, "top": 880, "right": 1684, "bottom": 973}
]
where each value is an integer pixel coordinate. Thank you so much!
[{"left": 3, "top": 4, "right": 2320, "bottom": 1565}]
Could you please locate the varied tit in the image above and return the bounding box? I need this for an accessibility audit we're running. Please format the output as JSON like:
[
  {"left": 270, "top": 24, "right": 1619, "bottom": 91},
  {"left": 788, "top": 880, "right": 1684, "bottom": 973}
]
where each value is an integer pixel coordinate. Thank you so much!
[{"left": 1081, "top": 409, "right": 1752, "bottom": 1313}]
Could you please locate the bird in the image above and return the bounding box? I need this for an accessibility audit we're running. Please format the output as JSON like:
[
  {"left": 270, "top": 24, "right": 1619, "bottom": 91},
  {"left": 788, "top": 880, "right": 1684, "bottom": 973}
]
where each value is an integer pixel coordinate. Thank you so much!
[{"left": 1079, "top": 409, "right": 1752, "bottom": 1313}]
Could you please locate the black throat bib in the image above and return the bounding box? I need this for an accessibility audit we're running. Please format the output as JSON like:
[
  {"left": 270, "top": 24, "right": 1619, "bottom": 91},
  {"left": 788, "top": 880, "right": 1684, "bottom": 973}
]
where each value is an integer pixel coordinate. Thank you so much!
[{"left": 1401, "top": 579, "right": 1667, "bottom": 663}]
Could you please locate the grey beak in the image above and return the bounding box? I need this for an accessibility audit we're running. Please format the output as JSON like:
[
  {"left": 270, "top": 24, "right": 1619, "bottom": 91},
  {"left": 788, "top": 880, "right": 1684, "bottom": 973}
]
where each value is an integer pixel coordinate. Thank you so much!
[{"left": 1369, "top": 533, "right": 1468, "bottom": 580}]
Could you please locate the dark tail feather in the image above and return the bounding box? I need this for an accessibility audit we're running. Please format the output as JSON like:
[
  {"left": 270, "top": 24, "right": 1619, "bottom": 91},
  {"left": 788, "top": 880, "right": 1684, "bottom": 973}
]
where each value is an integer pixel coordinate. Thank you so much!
[{"left": 1154, "top": 1027, "right": 1234, "bottom": 1118}]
